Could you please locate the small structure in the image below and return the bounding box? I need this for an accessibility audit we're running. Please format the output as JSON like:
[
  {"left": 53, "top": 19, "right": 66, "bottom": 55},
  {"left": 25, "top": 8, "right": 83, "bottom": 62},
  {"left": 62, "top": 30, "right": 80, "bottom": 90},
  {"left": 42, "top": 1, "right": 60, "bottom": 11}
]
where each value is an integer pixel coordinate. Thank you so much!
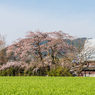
[
  {"left": 70, "top": 39, "right": 95, "bottom": 77},
  {"left": 80, "top": 61, "right": 95, "bottom": 77},
  {"left": 79, "top": 39, "right": 95, "bottom": 77}
]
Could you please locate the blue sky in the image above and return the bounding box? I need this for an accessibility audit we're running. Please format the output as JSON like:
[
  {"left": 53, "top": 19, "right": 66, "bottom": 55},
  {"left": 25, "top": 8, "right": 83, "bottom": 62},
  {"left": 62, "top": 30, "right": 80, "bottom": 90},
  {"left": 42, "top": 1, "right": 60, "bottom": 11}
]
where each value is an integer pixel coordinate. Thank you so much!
[{"left": 0, "top": 0, "right": 95, "bottom": 45}]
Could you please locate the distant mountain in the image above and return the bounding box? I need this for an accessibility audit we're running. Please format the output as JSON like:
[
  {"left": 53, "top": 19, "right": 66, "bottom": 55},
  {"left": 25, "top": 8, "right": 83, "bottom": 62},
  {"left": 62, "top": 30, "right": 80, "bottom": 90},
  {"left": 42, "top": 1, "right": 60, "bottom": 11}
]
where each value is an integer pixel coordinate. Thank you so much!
[
  {"left": 72, "top": 37, "right": 87, "bottom": 47},
  {"left": 65, "top": 37, "right": 87, "bottom": 52},
  {"left": 39, "top": 37, "right": 87, "bottom": 50},
  {"left": 66, "top": 37, "right": 87, "bottom": 46}
]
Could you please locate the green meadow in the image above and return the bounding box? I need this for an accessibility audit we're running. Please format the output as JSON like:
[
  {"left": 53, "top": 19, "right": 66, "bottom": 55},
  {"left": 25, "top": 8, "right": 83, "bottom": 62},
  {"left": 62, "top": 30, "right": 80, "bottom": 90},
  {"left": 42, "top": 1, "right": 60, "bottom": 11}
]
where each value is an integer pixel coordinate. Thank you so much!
[{"left": 0, "top": 77, "right": 95, "bottom": 95}]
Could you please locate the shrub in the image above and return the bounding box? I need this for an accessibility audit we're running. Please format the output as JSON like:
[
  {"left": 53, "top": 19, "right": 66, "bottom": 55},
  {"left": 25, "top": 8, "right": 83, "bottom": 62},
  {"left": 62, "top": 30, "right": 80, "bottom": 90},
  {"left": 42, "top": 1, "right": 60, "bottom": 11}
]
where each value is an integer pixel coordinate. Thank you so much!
[
  {"left": 0, "top": 61, "right": 28, "bottom": 76},
  {"left": 32, "top": 66, "right": 50, "bottom": 76},
  {"left": 48, "top": 66, "right": 72, "bottom": 76},
  {"left": 24, "top": 67, "right": 33, "bottom": 76}
]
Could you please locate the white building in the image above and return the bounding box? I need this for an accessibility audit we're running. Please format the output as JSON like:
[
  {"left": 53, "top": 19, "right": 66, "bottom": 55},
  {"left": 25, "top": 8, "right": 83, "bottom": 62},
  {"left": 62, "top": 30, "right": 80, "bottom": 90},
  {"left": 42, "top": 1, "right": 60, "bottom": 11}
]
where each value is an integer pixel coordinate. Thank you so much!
[{"left": 80, "top": 39, "right": 95, "bottom": 62}]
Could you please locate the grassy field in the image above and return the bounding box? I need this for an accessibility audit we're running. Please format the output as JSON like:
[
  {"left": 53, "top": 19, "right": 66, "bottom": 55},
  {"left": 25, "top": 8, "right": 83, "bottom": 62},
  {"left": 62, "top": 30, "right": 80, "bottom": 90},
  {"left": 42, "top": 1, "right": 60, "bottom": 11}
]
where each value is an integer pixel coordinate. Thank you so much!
[{"left": 0, "top": 77, "right": 95, "bottom": 95}]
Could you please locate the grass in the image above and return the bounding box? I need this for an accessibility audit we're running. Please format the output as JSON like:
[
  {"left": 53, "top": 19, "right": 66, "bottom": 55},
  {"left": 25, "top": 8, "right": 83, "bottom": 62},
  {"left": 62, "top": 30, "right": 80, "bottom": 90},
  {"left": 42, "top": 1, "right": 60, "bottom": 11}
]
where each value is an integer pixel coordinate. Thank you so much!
[{"left": 0, "top": 77, "right": 95, "bottom": 95}]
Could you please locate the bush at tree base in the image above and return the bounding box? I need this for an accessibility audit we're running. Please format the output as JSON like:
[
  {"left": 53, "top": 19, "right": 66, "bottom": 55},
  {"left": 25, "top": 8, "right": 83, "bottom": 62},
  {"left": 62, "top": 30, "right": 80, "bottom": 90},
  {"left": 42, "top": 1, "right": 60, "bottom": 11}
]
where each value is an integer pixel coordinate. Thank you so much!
[
  {"left": 0, "top": 65, "right": 72, "bottom": 76},
  {"left": 47, "top": 66, "right": 72, "bottom": 76}
]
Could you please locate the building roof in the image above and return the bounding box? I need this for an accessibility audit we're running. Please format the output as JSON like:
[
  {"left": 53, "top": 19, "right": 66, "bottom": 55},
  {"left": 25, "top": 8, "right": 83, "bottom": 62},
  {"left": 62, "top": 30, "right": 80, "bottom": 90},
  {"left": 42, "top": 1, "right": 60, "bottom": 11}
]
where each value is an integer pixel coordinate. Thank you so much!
[{"left": 83, "top": 66, "right": 95, "bottom": 71}]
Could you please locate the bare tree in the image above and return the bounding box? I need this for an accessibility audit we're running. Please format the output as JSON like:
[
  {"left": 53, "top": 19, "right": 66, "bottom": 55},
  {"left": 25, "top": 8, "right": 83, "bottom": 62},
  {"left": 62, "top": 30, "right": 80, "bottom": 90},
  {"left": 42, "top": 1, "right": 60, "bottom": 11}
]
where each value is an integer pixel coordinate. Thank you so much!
[
  {"left": 0, "top": 34, "right": 6, "bottom": 51},
  {"left": 0, "top": 34, "right": 7, "bottom": 65}
]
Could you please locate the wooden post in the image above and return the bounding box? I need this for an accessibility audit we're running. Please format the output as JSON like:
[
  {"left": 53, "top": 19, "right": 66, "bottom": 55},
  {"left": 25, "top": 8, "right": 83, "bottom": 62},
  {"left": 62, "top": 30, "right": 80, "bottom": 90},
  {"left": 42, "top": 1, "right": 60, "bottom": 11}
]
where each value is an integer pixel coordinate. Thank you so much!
[
  {"left": 85, "top": 71, "right": 86, "bottom": 77},
  {"left": 89, "top": 71, "right": 90, "bottom": 76}
]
